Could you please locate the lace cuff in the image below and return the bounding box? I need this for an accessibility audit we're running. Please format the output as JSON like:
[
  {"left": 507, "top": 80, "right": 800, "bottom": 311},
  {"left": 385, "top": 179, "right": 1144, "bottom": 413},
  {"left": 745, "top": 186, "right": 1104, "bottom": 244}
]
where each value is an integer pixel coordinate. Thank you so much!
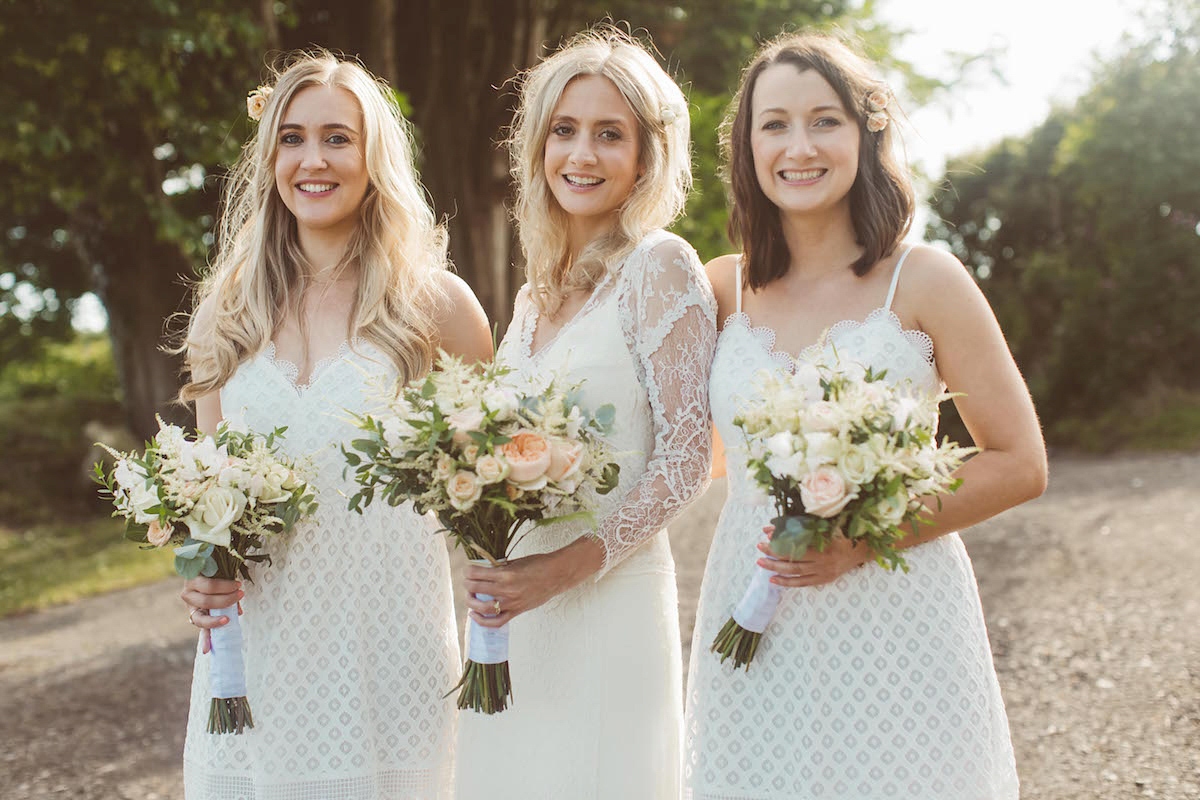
[{"left": 590, "top": 234, "right": 718, "bottom": 577}]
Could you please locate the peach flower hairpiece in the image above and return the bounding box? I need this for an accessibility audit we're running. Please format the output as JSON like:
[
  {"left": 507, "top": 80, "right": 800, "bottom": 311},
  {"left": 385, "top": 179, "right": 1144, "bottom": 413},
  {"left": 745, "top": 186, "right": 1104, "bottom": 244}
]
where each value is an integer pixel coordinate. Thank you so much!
[
  {"left": 246, "top": 85, "right": 273, "bottom": 122},
  {"left": 865, "top": 87, "right": 890, "bottom": 133},
  {"left": 659, "top": 102, "right": 686, "bottom": 128}
]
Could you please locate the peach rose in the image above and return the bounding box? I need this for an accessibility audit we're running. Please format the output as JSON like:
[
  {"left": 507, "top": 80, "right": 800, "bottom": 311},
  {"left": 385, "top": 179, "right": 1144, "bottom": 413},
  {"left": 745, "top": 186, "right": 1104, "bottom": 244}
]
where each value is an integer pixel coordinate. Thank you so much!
[
  {"left": 448, "top": 407, "right": 486, "bottom": 445},
  {"left": 446, "top": 470, "right": 482, "bottom": 511},
  {"left": 474, "top": 454, "right": 510, "bottom": 484},
  {"left": 246, "top": 87, "right": 272, "bottom": 121},
  {"left": 500, "top": 430, "right": 552, "bottom": 483},
  {"left": 867, "top": 111, "right": 889, "bottom": 133},
  {"left": 146, "top": 519, "right": 173, "bottom": 547},
  {"left": 434, "top": 453, "right": 456, "bottom": 481},
  {"left": 546, "top": 439, "right": 586, "bottom": 483},
  {"left": 799, "top": 465, "right": 856, "bottom": 518},
  {"left": 866, "top": 88, "right": 890, "bottom": 112}
]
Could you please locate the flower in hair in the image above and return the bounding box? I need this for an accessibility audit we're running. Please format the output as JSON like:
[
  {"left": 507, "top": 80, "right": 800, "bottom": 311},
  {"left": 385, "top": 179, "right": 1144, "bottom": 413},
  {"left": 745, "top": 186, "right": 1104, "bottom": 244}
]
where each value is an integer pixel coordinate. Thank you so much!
[
  {"left": 866, "top": 111, "right": 889, "bottom": 133},
  {"left": 246, "top": 86, "right": 273, "bottom": 121},
  {"left": 866, "top": 88, "right": 890, "bottom": 113},
  {"left": 659, "top": 102, "right": 686, "bottom": 127}
]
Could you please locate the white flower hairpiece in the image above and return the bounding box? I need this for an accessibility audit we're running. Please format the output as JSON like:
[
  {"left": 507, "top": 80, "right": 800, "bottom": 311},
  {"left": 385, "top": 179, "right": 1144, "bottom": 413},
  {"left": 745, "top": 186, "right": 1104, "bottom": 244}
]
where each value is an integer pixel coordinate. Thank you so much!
[
  {"left": 246, "top": 86, "right": 274, "bottom": 122},
  {"left": 659, "top": 102, "right": 686, "bottom": 127},
  {"left": 865, "top": 87, "right": 891, "bottom": 133}
]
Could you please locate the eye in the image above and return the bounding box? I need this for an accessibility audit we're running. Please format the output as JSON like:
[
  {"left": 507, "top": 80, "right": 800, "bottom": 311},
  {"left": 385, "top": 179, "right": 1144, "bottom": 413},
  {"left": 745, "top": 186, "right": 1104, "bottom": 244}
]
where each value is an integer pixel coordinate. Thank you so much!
[
  {"left": 551, "top": 123, "right": 574, "bottom": 137},
  {"left": 598, "top": 128, "right": 622, "bottom": 142},
  {"left": 761, "top": 119, "right": 786, "bottom": 131},
  {"left": 327, "top": 133, "right": 350, "bottom": 145},
  {"left": 280, "top": 132, "right": 302, "bottom": 145},
  {"left": 814, "top": 117, "right": 841, "bottom": 128}
]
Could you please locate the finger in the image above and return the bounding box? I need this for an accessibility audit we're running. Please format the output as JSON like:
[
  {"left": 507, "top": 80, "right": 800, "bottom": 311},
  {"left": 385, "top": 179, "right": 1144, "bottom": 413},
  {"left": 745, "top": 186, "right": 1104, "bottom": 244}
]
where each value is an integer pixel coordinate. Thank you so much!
[
  {"left": 202, "top": 629, "right": 212, "bottom": 655},
  {"left": 468, "top": 609, "right": 516, "bottom": 628},
  {"left": 185, "top": 577, "right": 242, "bottom": 594},
  {"left": 464, "top": 594, "right": 504, "bottom": 614},
  {"left": 462, "top": 578, "right": 500, "bottom": 596},
  {"left": 192, "top": 610, "right": 232, "bottom": 630},
  {"left": 181, "top": 588, "right": 245, "bottom": 611},
  {"left": 762, "top": 524, "right": 776, "bottom": 535},
  {"left": 462, "top": 564, "right": 506, "bottom": 583}
]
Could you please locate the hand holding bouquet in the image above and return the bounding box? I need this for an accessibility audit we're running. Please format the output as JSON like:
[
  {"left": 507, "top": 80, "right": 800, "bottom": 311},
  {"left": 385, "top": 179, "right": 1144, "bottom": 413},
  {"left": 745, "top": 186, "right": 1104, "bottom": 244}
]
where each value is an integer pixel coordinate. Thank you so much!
[
  {"left": 344, "top": 354, "right": 619, "bottom": 713},
  {"left": 94, "top": 417, "right": 318, "bottom": 733},
  {"left": 711, "top": 358, "right": 975, "bottom": 670}
]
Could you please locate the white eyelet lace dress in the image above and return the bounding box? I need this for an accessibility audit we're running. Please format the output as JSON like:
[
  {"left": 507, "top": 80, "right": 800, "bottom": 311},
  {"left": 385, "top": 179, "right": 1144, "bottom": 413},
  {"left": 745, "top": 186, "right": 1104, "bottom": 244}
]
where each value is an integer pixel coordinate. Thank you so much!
[
  {"left": 683, "top": 249, "right": 1019, "bottom": 800},
  {"left": 454, "top": 229, "right": 717, "bottom": 799},
  {"left": 182, "top": 339, "right": 461, "bottom": 800}
]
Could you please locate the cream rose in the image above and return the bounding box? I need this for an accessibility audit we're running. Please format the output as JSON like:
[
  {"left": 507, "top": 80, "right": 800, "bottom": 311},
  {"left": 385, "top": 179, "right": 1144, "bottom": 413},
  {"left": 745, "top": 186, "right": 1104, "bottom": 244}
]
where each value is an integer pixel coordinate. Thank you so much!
[
  {"left": 127, "top": 482, "right": 161, "bottom": 525},
  {"left": 246, "top": 88, "right": 271, "bottom": 121},
  {"left": 867, "top": 110, "right": 889, "bottom": 133},
  {"left": 446, "top": 470, "right": 482, "bottom": 511},
  {"left": 866, "top": 88, "right": 890, "bottom": 112},
  {"left": 448, "top": 407, "right": 486, "bottom": 445},
  {"left": 434, "top": 453, "right": 456, "bottom": 481},
  {"left": 474, "top": 454, "right": 510, "bottom": 484},
  {"left": 802, "top": 431, "right": 842, "bottom": 471},
  {"left": 381, "top": 416, "right": 415, "bottom": 450},
  {"left": 803, "top": 401, "right": 841, "bottom": 433},
  {"left": 875, "top": 491, "right": 908, "bottom": 526},
  {"left": 461, "top": 443, "right": 481, "bottom": 464},
  {"left": 500, "top": 430, "right": 552, "bottom": 483},
  {"left": 482, "top": 385, "right": 520, "bottom": 420},
  {"left": 799, "top": 465, "right": 856, "bottom": 518},
  {"left": 546, "top": 439, "right": 586, "bottom": 483},
  {"left": 146, "top": 519, "right": 174, "bottom": 547},
  {"left": 256, "top": 463, "right": 294, "bottom": 504},
  {"left": 838, "top": 445, "right": 879, "bottom": 485},
  {"left": 184, "top": 485, "right": 248, "bottom": 548}
]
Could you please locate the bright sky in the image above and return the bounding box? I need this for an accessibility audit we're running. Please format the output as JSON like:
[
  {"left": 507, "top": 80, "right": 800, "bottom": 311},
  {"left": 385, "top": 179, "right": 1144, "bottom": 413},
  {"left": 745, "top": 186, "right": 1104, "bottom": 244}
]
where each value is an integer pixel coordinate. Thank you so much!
[{"left": 877, "top": 0, "right": 1146, "bottom": 177}]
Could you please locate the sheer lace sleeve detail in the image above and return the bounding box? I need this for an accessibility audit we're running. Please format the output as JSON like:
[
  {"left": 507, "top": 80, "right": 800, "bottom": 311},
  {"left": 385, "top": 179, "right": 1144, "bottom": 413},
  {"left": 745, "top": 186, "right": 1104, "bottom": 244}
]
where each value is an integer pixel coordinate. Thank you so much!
[{"left": 591, "top": 232, "right": 718, "bottom": 576}]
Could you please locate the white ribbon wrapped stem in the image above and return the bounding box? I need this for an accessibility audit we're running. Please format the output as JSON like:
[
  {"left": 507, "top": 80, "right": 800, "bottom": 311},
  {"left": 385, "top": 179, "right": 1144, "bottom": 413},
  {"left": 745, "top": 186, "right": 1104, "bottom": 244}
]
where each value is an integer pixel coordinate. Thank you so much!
[
  {"left": 732, "top": 562, "right": 784, "bottom": 634},
  {"left": 208, "top": 604, "right": 248, "bottom": 698},
  {"left": 466, "top": 560, "right": 509, "bottom": 665}
]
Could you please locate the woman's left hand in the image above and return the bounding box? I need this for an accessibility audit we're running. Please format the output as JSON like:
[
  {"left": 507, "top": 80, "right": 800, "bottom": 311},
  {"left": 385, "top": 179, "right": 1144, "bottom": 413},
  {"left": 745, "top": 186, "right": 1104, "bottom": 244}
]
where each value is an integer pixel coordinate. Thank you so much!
[
  {"left": 463, "top": 537, "right": 604, "bottom": 628},
  {"left": 757, "top": 531, "right": 870, "bottom": 588}
]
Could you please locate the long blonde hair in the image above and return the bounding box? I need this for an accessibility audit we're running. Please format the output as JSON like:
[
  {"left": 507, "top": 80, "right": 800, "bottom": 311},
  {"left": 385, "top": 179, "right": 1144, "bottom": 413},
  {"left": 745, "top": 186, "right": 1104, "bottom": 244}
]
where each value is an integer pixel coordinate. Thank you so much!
[
  {"left": 180, "top": 50, "right": 448, "bottom": 402},
  {"left": 509, "top": 27, "right": 692, "bottom": 315}
]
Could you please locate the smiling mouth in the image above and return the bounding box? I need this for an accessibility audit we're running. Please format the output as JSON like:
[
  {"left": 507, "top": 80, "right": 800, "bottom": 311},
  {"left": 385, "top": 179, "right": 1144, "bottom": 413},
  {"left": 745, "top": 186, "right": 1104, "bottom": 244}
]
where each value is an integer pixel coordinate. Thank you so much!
[
  {"left": 779, "top": 169, "right": 826, "bottom": 183},
  {"left": 297, "top": 182, "right": 337, "bottom": 194},
  {"left": 563, "top": 174, "right": 604, "bottom": 187}
]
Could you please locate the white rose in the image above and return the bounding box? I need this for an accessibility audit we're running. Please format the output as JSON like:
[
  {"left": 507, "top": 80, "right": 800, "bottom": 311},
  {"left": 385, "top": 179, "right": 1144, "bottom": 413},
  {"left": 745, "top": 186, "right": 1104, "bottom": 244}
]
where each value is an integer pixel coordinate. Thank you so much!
[
  {"left": 799, "top": 465, "right": 857, "bottom": 518},
  {"left": 475, "top": 454, "right": 510, "bottom": 484},
  {"left": 447, "top": 407, "right": 486, "bottom": 445},
  {"left": 838, "top": 445, "right": 879, "bottom": 485},
  {"left": 434, "top": 453, "right": 456, "bottom": 481},
  {"left": 127, "top": 482, "right": 161, "bottom": 524},
  {"left": 802, "top": 431, "right": 842, "bottom": 471},
  {"left": 765, "top": 431, "right": 794, "bottom": 459},
  {"left": 446, "top": 470, "right": 482, "bottom": 511},
  {"left": 792, "top": 362, "right": 824, "bottom": 402},
  {"left": 461, "top": 443, "right": 481, "bottom": 464},
  {"left": 875, "top": 491, "right": 908, "bottom": 526},
  {"left": 217, "top": 462, "right": 247, "bottom": 490},
  {"left": 766, "top": 450, "right": 806, "bottom": 481},
  {"left": 482, "top": 386, "right": 520, "bottom": 420},
  {"left": 256, "top": 463, "right": 294, "bottom": 504},
  {"left": 803, "top": 400, "right": 841, "bottom": 433},
  {"left": 183, "top": 485, "right": 248, "bottom": 549},
  {"left": 381, "top": 416, "right": 415, "bottom": 450},
  {"left": 112, "top": 459, "right": 147, "bottom": 492}
]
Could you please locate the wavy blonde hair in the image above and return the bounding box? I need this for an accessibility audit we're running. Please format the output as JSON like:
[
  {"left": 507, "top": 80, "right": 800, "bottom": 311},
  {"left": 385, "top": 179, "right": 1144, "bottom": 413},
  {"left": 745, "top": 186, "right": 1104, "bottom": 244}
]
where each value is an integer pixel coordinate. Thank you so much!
[
  {"left": 179, "top": 50, "right": 448, "bottom": 402},
  {"left": 509, "top": 26, "right": 692, "bottom": 315}
]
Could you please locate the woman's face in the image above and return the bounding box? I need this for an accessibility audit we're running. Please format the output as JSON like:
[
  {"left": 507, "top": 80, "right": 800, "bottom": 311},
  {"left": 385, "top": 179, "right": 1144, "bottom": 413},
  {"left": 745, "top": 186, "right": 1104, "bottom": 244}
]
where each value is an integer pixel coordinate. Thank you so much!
[
  {"left": 543, "top": 74, "right": 641, "bottom": 235},
  {"left": 749, "top": 64, "right": 860, "bottom": 216},
  {"left": 274, "top": 84, "right": 369, "bottom": 238}
]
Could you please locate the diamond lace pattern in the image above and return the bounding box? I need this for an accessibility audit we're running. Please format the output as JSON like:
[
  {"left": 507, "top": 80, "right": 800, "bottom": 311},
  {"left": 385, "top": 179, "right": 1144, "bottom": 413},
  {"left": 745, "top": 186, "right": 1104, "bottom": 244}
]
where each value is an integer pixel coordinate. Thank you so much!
[
  {"left": 683, "top": 316, "right": 1019, "bottom": 800},
  {"left": 182, "top": 341, "right": 460, "bottom": 800}
]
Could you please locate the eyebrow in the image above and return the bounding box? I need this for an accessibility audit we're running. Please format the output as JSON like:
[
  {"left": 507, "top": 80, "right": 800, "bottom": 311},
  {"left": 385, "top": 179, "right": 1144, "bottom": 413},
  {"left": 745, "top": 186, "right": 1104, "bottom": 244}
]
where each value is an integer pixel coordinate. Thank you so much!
[
  {"left": 550, "top": 114, "right": 630, "bottom": 126},
  {"left": 278, "top": 122, "right": 359, "bottom": 134},
  {"left": 758, "top": 104, "right": 845, "bottom": 117}
]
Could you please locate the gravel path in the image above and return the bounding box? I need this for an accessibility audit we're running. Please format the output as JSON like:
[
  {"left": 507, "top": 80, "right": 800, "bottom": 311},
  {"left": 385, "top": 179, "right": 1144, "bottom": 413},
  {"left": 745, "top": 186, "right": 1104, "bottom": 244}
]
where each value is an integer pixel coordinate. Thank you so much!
[{"left": 2, "top": 451, "right": 1197, "bottom": 799}]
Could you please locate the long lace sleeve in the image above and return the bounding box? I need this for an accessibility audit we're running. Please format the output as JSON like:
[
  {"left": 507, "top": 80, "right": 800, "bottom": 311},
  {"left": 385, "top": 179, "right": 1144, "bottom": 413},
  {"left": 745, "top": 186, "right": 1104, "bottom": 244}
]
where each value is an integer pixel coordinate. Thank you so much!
[{"left": 589, "top": 234, "right": 718, "bottom": 576}]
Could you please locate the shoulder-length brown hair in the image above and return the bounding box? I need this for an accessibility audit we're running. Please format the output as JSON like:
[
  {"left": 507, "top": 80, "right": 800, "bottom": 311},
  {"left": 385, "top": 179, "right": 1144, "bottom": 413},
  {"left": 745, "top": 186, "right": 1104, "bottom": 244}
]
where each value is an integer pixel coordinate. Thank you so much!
[{"left": 725, "top": 32, "right": 914, "bottom": 289}]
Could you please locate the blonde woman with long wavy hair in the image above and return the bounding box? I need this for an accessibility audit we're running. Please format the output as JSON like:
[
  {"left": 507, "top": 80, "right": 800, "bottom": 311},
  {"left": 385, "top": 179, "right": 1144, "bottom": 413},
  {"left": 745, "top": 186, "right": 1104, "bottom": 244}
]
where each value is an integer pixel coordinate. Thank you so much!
[
  {"left": 177, "top": 51, "right": 491, "bottom": 799},
  {"left": 454, "top": 27, "right": 716, "bottom": 798}
]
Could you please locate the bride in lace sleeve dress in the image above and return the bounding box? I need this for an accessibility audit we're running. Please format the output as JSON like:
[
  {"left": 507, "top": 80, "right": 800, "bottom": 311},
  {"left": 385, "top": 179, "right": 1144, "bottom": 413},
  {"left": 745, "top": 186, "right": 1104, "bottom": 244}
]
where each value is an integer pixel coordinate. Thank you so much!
[
  {"left": 684, "top": 34, "right": 1047, "bottom": 799},
  {"left": 453, "top": 29, "right": 716, "bottom": 799},
  {"left": 175, "top": 53, "right": 492, "bottom": 799}
]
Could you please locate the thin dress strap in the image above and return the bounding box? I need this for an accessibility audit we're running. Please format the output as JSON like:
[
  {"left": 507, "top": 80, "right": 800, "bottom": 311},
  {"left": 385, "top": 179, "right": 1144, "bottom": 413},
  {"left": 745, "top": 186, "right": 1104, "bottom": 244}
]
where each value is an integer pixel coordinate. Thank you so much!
[
  {"left": 735, "top": 256, "right": 744, "bottom": 314},
  {"left": 884, "top": 245, "right": 915, "bottom": 310}
]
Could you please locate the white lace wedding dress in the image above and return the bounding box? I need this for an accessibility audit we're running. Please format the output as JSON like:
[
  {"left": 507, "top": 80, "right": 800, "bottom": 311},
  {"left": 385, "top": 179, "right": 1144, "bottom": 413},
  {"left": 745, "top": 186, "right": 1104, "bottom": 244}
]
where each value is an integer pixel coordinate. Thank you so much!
[
  {"left": 182, "top": 340, "right": 461, "bottom": 800},
  {"left": 454, "top": 229, "right": 717, "bottom": 799},
  {"left": 684, "top": 250, "right": 1020, "bottom": 799}
]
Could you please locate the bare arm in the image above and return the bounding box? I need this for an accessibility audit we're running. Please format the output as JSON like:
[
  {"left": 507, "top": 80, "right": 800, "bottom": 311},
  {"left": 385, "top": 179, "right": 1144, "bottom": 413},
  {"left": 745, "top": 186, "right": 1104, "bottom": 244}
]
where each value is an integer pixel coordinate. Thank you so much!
[{"left": 433, "top": 271, "right": 494, "bottom": 365}]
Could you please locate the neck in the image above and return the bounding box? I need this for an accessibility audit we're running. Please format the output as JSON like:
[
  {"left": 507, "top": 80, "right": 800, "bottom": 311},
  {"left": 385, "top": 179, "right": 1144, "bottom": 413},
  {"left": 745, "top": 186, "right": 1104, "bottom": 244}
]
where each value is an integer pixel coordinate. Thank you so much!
[
  {"left": 297, "top": 222, "right": 357, "bottom": 282},
  {"left": 566, "top": 213, "right": 618, "bottom": 261},
  {"left": 777, "top": 200, "right": 862, "bottom": 280}
]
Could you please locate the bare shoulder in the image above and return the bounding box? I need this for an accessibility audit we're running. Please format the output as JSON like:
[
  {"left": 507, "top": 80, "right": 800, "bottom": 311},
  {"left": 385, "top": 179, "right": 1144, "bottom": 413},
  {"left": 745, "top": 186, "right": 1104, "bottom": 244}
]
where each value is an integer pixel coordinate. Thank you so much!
[
  {"left": 705, "top": 253, "right": 741, "bottom": 327},
  {"left": 893, "top": 245, "right": 989, "bottom": 321},
  {"left": 431, "top": 270, "right": 493, "bottom": 363}
]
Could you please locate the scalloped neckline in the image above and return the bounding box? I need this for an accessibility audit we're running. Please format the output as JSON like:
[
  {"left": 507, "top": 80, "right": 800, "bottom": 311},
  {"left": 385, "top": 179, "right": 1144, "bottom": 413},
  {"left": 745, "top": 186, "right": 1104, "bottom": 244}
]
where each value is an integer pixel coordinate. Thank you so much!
[
  {"left": 262, "top": 337, "right": 363, "bottom": 393},
  {"left": 720, "top": 308, "right": 935, "bottom": 373}
]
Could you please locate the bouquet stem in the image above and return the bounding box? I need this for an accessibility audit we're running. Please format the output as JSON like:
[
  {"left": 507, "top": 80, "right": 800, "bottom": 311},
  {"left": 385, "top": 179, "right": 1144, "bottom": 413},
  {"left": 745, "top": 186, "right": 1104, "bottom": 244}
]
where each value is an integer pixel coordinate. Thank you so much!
[
  {"left": 450, "top": 559, "right": 513, "bottom": 714},
  {"left": 206, "top": 546, "right": 253, "bottom": 734},
  {"left": 710, "top": 562, "right": 782, "bottom": 671}
]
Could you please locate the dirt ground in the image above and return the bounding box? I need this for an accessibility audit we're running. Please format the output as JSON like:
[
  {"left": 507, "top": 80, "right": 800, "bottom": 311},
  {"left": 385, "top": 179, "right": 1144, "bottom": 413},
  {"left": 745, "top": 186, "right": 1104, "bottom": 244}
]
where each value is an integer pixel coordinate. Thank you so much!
[{"left": 2, "top": 451, "right": 1198, "bottom": 799}]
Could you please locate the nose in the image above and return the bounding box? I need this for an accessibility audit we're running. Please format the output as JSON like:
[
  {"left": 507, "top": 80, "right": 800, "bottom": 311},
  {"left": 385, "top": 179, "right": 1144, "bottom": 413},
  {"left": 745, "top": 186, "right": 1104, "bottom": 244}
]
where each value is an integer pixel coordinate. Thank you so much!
[
  {"left": 784, "top": 130, "right": 817, "bottom": 159},
  {"left": 568, "top": 138, "right": 597, "bottom": 168},
  {"left": 299, "top": 141, "right": 327, "bottom": 171}
]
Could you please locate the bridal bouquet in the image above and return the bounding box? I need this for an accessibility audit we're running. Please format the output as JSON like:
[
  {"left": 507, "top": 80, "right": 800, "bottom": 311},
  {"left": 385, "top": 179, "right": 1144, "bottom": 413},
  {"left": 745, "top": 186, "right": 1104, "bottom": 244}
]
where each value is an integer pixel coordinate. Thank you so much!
[
  {"left": 711, "top": 358, "right": 975, "bottom": 670},
  {"left": 343, "top": 354, "right": 620, "bottom": 714},
  {"left": 94, "top": 417, "right": 318, "bottom": 733}
]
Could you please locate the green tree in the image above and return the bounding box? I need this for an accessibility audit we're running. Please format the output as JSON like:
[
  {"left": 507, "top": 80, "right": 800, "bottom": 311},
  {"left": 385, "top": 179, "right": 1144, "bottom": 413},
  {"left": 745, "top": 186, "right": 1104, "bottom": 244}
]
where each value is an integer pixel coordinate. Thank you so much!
[{"left": 928, "top": 1, "right": 1200, "bottom": 432}]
